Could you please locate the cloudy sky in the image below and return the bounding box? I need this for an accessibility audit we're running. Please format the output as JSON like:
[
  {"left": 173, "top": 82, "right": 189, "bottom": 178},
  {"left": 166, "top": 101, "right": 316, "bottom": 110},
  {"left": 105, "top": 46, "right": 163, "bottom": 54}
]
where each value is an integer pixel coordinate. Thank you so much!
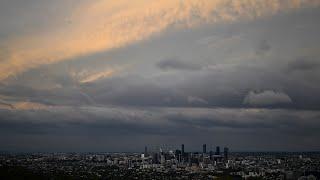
[{"left": 1, "top": 0, "right": 320, "bottom": 152}]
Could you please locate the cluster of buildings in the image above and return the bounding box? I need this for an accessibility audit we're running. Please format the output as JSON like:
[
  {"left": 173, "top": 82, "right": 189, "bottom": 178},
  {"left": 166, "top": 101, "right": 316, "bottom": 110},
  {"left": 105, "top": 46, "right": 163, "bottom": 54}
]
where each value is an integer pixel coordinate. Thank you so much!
[
  {"left": 0, "top": 146, "right": 320, "bottom": 179},
  {"left": 141, "top": 144, "right": 229, "bottom": 168}
]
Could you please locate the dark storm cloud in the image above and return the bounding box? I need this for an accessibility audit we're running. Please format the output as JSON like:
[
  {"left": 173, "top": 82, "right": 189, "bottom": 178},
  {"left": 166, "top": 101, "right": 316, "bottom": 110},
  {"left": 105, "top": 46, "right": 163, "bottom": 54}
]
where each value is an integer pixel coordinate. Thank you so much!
[
  {"left": 0, "top": 107, "right": 320, "bottom": 151},
  {"left": 1, "top": 5, "right": 320, "bottom": 152},
  {"left": 0, "top": 107, "right": 179, "bottom": 137},
  {"left": 93, "top": 77, "right": 184, "bottom": 106},
  {"left": 2, "top": 58, "right": 319, "bottom": 109}
]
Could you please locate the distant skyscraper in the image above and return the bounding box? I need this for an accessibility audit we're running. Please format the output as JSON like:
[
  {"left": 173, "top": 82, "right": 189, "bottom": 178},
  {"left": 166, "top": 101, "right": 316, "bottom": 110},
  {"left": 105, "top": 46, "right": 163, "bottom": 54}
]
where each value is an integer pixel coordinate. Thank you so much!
[
  {"left": 144, "top": 146, "right": 148, "bottom": 156},
  {"left": 209, "top": 151, "right": 213, "bottom": 160},
  {"left": 203, "top": 144, "right": 207, "bottom": 153},
  {"left": 175, "top": 149, "right": 182, "bottom": 162},
  {"left": 216, "top": 146, "right": 220, "bottom": 155},
  {"left": 181, "top": 144, "right": 185, "bottom": 155},
  {"left": 152, "top": 153, "right": 159, "bottom": 164},
  {"left": 160, "top": 154, "right": 165, "bottom": 164},
  {"left": 224, "top": 147, "right": 229, "bottom": 160}
]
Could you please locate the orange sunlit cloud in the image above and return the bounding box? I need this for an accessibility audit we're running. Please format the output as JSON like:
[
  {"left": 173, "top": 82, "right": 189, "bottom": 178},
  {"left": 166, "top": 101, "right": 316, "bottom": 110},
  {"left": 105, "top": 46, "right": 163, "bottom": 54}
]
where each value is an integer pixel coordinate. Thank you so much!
[
  {"left": 80, "top": 69, "right": 115, "bottom": 84},
  {"left": 0, "top": 0, "right": 319, "bottom": 81}
]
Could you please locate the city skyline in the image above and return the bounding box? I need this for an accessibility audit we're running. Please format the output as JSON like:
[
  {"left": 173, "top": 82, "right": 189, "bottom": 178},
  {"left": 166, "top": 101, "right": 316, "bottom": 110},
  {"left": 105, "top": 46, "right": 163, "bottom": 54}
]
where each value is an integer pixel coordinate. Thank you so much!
[
  {"left": 1, "top": 0, "right": 320, "bottom": 152},
  {"left": 1, "top": 150, "right": 319, "bottom": 179}
]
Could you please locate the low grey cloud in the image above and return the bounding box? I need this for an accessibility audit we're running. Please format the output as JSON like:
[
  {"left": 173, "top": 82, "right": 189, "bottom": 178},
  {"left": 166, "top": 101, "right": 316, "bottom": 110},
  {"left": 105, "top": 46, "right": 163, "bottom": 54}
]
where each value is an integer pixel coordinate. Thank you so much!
[
  {"left": 156, "top": 58, "right": 202, "bottom": 71},
  {"left": 243, "top": 90, "right": 292, "bottom": 106},
  {"left": 255, "top": 39, "right": 271, "bottom": 55},
  {"left": 187, "top": 96, "right": 208, "bottom": 105},
  {"left": 287, "top": 57, "right": 320, "bottom": 72},
  {"left": 0, "top": 99, "right": 14, "bottom": 109},
  {"left": 0, "top": 46, "right": 10, "bottom": 62}
]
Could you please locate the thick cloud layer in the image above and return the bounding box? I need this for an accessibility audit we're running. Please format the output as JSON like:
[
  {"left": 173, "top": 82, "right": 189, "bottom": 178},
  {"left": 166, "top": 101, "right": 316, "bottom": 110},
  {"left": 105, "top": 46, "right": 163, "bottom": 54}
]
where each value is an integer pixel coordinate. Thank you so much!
[
  {"left": 1, "top": 106, "right": 320, "bottom": 152},
  {"left": 0, "top": 1, "right": 320, "bottom": 151}
]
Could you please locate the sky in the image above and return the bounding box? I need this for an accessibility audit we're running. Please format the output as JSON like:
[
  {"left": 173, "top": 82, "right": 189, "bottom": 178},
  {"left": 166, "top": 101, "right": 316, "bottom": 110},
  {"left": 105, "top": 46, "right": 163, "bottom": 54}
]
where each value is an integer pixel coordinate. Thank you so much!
[{"left": 0, "top": 0, "right": 320, "bottom": 152}]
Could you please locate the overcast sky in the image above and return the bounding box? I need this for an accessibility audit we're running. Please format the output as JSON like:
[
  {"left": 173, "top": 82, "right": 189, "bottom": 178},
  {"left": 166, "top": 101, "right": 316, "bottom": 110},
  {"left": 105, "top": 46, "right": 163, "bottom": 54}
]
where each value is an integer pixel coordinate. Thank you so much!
[{"left": 1, "top": 0, "right": 320, "bottom": 152}]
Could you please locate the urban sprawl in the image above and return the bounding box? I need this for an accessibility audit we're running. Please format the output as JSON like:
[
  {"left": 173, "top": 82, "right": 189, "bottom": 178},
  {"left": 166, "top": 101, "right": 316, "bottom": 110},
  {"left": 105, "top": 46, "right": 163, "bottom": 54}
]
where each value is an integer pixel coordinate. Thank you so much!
[{"left": 1, "top": 145, "right": 320, "bottom": 179}]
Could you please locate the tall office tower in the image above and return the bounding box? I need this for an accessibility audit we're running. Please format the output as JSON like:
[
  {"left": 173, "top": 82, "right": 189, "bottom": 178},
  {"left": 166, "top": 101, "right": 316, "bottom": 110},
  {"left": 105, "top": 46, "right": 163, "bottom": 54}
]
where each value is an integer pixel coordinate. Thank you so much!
[
  {"left": 160, "top": 154, "right": 165, "bottom": 164},
  {"left": 203, "top": 144, "right": 207, "bottom": 154},
  {"left": 209, "top": 151, "right": 213, "bottom": 160},
  {"left": 181, "top": 144, "right": 185, "bottom": 155},
  {"left": 216, "top": 146, "right": 220, "bottom": 155},
  {"left": 152, "top": 153, "right": 159, "bottom": 164},
  {"left": 224, "top": 147, "right": 229, "bottom": 160},
  {"left": 144, "top": 146, "right": 148, "bottom": 156}
]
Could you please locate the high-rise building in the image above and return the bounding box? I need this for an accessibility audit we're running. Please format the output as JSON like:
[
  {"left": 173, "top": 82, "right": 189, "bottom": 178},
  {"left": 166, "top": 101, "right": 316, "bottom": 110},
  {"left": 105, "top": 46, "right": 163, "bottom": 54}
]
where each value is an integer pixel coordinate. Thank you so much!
[
  {"left": 152, "top": 153, "right": 159, "bottom": 164},
  {"left": 209, "top": 150, "right": 214, "bottom": 160},
  {"left": 216, "top": 146, "right": 220, "bottom": 155},
  {"left": 160, "top": 154, "right": 165, "bottom": 164},
  {"left": 203, "top": 144, "right": 207, "bottom": 154},
  {"left": 181, "top": 144, "right": 185, "bottom": 155},
  {"left": 144, "top": 146, "right": 148, "bottom": 156},
  {"left": 224, "top": 147, "right": 229, "bottom": 160}
]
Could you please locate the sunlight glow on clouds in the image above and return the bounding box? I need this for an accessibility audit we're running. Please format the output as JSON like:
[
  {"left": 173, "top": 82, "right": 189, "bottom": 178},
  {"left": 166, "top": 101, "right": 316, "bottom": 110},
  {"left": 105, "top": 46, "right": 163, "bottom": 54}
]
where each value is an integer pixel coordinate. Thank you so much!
[
  {"left": 0, "top": 100, "right": 49, "bottom": 110},
  {"left": 79, "top": 69, "right": 115, "bottom": 84},
  {"left": 1, "top": 0, "right": 319, "bottom": 81}
]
